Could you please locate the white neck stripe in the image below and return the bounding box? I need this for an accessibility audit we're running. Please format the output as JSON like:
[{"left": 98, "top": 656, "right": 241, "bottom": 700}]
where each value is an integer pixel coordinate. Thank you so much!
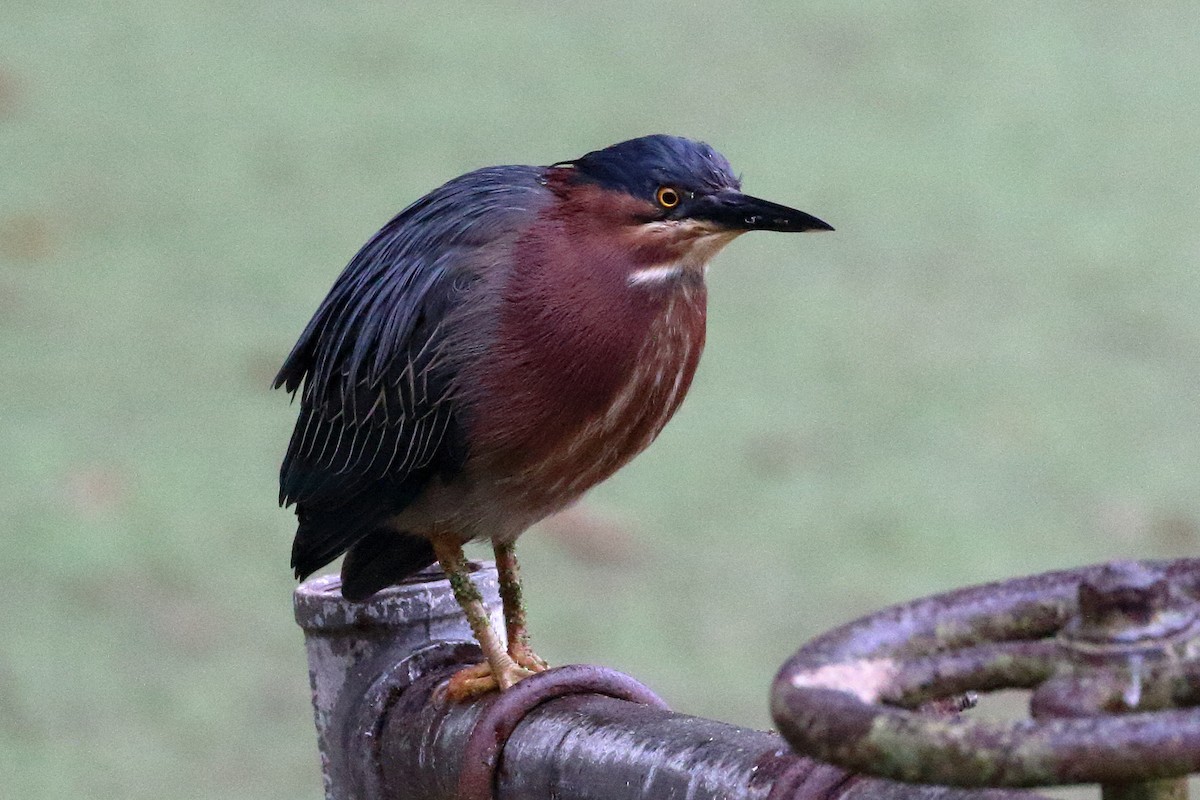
[{"left": 628, "top": 264, "right": 685, "bottom": 286}]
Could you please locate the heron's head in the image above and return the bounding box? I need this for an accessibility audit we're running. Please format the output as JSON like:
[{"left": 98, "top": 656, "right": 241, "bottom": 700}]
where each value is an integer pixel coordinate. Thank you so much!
[{"left": 546, "top": 135, "right": 832, "bottom": 286}]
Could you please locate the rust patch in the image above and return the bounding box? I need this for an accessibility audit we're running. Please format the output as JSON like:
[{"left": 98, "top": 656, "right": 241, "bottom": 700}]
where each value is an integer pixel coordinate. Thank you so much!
[{"left": 789, "top": 658, "right": 899, "bottom": 703}]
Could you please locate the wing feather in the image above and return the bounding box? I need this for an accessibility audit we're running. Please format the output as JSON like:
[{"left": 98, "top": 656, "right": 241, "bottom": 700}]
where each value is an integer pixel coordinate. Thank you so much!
[{"left": 275, "top": 165, "right": 546, "bottom": 578}]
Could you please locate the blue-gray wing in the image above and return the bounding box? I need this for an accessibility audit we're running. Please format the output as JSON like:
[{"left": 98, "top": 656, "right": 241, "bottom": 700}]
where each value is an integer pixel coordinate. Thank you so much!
[{"left": 274, "top": 165, "right": 545, "bottom": 578}]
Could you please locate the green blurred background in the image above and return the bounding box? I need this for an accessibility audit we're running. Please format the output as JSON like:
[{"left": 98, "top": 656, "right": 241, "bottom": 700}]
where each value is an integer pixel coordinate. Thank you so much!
[{"left": 3, "top": 2, "right": 1199, "bottom": 798}]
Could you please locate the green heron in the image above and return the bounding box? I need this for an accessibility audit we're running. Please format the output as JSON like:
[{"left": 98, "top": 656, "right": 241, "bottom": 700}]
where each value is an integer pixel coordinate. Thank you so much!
[{"left": 276, "top": 135, "right": 832, "bottom": 697}]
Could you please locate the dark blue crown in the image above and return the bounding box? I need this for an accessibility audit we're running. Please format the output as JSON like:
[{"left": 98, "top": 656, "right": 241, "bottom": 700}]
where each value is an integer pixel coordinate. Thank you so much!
[{"left": 563, "top": 135, "right": 740, "bottom": 200}]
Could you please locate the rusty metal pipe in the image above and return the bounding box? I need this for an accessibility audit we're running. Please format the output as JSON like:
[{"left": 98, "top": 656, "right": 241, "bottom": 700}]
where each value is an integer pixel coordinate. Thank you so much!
[
  {"left": 295, "top": 564, "right": 1047, "bottom": 800},
  {"left": 378, "top": 663, "right": 1042, "bottom": 800}
]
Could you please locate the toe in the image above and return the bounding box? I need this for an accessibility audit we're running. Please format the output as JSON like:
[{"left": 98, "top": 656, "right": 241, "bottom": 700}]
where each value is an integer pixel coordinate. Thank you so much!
[
  {"left": 445, "top": 673, "right": 500, "bottom": 701},
  {"left": 510, "top": 644, "right": 549, "bottom": 673},
  {"left": 440, "top": 662, "right": 497, "bottom": 701},
  {"left": 495, "top": 662, "right": 535, "bottom": 690},
  {"left": 439, "top": 659, "right": 537, "bottom": 701}
]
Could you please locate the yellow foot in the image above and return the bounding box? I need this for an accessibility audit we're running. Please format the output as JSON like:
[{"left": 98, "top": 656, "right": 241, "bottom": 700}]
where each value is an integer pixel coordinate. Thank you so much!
[
  {"left": 441, "top": 659, "right": 537, "bottom": 702},
  {"left": 509, "top": 643, "right": 549, "bottom": 673}
]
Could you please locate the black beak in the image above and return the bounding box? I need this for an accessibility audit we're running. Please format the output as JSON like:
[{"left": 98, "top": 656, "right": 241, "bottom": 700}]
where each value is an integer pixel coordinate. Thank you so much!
[{"left": 690, "top": 190, "right": 833, "bottom": 233}]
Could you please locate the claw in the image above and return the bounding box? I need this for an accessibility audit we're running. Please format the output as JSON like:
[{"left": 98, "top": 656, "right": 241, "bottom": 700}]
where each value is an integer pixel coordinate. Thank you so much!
[{"left": 440, "top": 659, "right": 537, "bottom": 702}]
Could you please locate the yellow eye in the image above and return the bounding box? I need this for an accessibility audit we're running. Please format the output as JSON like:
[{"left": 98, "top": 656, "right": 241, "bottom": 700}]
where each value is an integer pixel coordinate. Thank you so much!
[{"left": 656, "top": 186, "right": 681, "bottom": 209}]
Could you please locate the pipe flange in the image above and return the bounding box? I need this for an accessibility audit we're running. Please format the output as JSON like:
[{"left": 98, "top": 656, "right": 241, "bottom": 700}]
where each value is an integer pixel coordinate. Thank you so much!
[
  {"left": 350, "top": 641, "right": 482, "bottom": 800},
  {"left": 456, "top": 664, "right": 669, "bottom": 800},
  {"left": 763, "top": 757, "right": 860, "bottom": 800}
]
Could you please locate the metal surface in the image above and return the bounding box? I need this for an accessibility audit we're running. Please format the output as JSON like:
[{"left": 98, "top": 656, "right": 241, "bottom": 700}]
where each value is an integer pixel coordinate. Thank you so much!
[
  {"left": 772, "top": 558, "right": 1200, "bottom": 794},
  {"left": 455, "top": 665, "right": 669, "bottom": 800},
  {"left": 296, "top": 563, "right": 1047, "bottom": 800},
  {"left": 377, "top": 660, "right": 1041, "bottom": 800},
  {"left": 294, "top": 562, "right": 504, "bottom": 800}
]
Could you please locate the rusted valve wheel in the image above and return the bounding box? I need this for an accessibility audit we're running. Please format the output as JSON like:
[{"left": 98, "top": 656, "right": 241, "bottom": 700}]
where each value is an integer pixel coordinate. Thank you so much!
[{"left": 771, "top": 559, "right": 1200, "bottom": 788}]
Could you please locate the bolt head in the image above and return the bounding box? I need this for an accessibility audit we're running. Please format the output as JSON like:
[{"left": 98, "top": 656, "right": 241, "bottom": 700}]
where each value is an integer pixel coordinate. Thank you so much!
[
  {"left": 1078, "top": 561, "right": 1170, "bottom": 629},
  {"left": 1065, "top": 560, "right": 1198, "bottom": 651}
]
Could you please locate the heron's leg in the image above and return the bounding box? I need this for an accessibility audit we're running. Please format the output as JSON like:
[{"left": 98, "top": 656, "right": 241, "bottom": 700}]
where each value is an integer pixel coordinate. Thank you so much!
[
  {"left": 493, "top": 539, "right": 548, "bottom": 672},
  {"left": 431, "top": 533, "right": 533, "bottom": 699}
]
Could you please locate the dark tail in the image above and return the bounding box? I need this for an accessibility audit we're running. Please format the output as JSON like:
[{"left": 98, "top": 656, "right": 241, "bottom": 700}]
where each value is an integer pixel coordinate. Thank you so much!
[
  {"left": 290, "top": 504, "right": 372, "bottom": 582},
  {"left": 339, "top": 529, "right": 437, "bottom": 601},
  {"left": 290, "top": 499, "right": 437, "bottom": 601}
]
